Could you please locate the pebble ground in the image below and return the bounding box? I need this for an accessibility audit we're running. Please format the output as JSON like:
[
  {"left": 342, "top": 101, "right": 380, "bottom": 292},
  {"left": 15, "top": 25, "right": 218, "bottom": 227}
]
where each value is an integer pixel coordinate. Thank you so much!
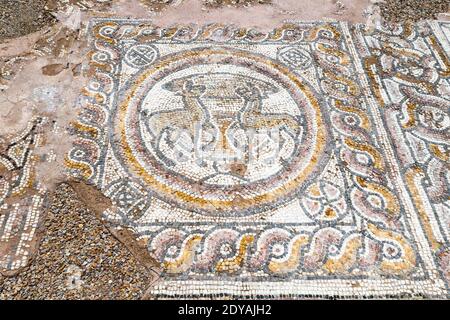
[{"left": 0, "top": 184, "right": 154, "bottom": 300}]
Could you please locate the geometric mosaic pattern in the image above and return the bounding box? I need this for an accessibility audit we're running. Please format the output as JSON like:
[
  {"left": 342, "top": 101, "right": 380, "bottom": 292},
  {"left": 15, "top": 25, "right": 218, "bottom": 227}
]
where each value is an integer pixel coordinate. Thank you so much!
[{"left": 66, "top": 19, "right": 450, "bottom": 298}]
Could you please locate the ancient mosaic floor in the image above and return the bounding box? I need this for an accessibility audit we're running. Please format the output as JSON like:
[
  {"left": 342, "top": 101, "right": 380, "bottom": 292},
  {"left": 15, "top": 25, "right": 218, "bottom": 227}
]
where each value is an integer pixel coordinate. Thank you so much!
[{"left": 2, "top": 18, "right": 450, "bottom": 299}]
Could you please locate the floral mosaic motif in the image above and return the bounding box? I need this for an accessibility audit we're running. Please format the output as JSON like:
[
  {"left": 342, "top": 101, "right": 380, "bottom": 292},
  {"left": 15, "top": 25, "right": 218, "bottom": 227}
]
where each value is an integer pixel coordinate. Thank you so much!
[
  {"left": 66, "top": 19, "right": 450, "bottom": 298},
  {"left": 301, "top": 181, "right": 347, "bottom": 223}
]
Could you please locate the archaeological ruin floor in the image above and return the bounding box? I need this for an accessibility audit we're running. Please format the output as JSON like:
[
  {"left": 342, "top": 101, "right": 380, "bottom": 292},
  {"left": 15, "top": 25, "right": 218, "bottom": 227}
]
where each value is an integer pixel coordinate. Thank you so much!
[{"left": 0, "top": 0, "right": 449, "bottom": 300}]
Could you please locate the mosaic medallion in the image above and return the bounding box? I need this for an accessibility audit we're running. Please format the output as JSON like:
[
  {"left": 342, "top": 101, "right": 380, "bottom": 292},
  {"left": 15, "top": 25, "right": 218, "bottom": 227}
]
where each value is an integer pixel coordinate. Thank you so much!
[
  {"left": 115, "top": 47, "right": 330, "bottom": 216},
  {"left": 66, "top": 19, "right": 450, "bottom": 298}
]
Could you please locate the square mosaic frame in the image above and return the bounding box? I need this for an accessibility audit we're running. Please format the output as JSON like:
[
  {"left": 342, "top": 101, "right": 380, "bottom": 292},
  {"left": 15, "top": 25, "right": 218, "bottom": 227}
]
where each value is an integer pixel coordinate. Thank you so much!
[{"left": 66, "top": 19, "right": 450, "bottom": 298}]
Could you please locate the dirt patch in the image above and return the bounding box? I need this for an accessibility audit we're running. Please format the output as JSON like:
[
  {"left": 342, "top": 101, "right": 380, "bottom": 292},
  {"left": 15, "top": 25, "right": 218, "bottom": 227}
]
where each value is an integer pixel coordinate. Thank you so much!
[
  {"left": 41, "top": 63, "right": 69, "bottom": 76},
  {"left": 204, "top": 0, "right": 271, "bottom": 8},
  {"left": 151, "top": 0, "right": 372, "bottom": 30}
]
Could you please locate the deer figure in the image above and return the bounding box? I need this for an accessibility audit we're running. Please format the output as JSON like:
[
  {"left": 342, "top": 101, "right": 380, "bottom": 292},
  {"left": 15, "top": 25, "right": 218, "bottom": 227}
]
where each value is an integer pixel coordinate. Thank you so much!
[
  {"left": 142, "top": 79, "right": 215, "bottom": 167},
  {"left": 235, "top": 82, "right": 301, "bottom": 139}
]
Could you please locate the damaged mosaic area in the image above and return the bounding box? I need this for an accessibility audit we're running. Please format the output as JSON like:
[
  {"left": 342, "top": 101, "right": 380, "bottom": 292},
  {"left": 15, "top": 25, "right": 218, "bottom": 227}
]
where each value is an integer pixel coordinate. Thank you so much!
[
  {"left": 64, "top": 19, "right": 450, "bottom": 299},
  {"left": 0, "top": 118, "right": 49, "bottom": 273}
]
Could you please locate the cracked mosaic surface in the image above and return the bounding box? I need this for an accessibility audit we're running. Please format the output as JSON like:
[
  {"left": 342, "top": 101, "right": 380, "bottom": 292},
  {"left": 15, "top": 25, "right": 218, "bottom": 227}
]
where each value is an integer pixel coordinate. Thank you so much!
[{"left": 62, "top": 19, "right": 450, "bottom": 299}]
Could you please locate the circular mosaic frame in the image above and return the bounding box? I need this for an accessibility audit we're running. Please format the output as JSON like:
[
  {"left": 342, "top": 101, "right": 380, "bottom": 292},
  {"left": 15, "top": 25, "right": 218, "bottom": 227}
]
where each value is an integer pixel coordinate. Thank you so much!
[{"left": 112, "top": 46, "right": 332, "bottom": 216}]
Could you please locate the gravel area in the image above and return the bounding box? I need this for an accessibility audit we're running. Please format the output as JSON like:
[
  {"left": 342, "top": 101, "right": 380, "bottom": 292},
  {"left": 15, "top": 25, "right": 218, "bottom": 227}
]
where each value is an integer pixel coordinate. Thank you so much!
[
  {"left": 0, "top": 0, "right": 56, "bottom": 41},
  {"left": 378, "top": 0, "right": 449, "bottom": 23},
  {"left": 0, "top": 183, "right": 155, "bottom": 300}
]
